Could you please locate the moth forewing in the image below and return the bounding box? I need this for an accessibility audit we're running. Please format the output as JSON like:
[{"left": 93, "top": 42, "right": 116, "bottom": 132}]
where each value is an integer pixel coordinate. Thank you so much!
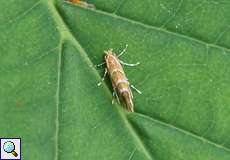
[
  {"left": 116, "top": 82, "right": 134, "bottom": 112},
  {"left": 121, "top": 91, "right": 134, "bottom": 112},
  {"left": 105, "top": 50, "right": 135, "bottom": 112}
]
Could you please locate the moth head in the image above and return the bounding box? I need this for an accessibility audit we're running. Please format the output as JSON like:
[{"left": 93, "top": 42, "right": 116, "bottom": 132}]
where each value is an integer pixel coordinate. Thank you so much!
[{"left": 104, "top": 49, "right": 113, "bottom": 59}]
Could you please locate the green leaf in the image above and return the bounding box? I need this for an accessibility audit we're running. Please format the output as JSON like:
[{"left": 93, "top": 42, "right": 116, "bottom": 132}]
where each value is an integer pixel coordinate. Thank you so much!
[{"left": 0, "top": 0, "right": 230, "bottom": 159}]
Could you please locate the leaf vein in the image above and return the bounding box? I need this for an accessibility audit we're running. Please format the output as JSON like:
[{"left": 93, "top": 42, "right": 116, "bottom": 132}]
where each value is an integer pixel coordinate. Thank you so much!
[
  {"left": 54, "top": 43, "right": 62, "bottom": 160},
  {"left": 82, "top": 5, "right": 230, "bottom": 52},
  {"left": 134, "top": 112, "right": 230, "bottom": 153},
  {"left": 0, "top": 0, "right": 42, "bottom": 27}
]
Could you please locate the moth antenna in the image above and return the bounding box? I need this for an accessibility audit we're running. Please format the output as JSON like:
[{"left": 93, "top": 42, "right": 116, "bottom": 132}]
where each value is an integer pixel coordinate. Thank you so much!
[{"left": 118, "top": 44, "right": 128, "bottom": 57}]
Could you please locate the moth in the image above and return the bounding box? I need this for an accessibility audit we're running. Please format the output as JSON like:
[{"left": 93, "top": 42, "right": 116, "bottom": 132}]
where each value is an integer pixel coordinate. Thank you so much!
[
  {"left": 97, "top": 45, "right": 141, "bottom": 112},
  {"left": 68, "top": 0, "right": 96, "bottom": 9}
]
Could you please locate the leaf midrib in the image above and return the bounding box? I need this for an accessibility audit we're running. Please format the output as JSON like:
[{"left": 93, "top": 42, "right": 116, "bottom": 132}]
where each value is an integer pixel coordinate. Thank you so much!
[{"left": 48, "top": 1, "right": 230, "bottom": 159}]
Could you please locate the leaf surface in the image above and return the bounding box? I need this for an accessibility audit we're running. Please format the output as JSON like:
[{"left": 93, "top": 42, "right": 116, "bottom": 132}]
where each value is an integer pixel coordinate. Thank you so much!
[{"left": 0, "top": 0, "right": 230, "bottom": 159}]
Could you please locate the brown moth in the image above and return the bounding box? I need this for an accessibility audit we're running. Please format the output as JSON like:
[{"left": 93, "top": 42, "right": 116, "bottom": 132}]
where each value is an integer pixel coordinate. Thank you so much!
[
  {"left": 68, "top": 0, "right": 95, "bottom": 9},
  {"left": 97, "top": 45, "right": 141, "bottom": 112}
]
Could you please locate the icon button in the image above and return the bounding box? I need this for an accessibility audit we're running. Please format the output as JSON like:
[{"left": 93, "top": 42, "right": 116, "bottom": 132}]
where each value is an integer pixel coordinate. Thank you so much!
[
  {"left": 0, "top": 138, "right": 21, "bottom": 160},
  {"left": 3, "top": 141, "right": 18, "bottom": 157}
]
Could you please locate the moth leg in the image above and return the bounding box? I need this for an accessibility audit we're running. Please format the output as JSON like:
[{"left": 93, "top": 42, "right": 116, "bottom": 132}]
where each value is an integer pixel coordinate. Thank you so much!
[
  {"left": 95, "top": 62, "right": 106, "bottom": 68},
  {"left": 118, "top": 44, "right": 128, "bottom": 57},
  {"left": 112, "top": 92, "right": 115, "bottom": 104},
  {"left": 115, "top": 91, "right": 120, "bottom": 104},
  {"left": 112, "top": 82, "right": 120, "bottom": 104},
  {"left": 130, "top": 85, "right": 142, "bottom": 94},
  {"left": 119, "top": 60, "right": 140, "bottom": 67},
  {"left": 112, "top": 91, "right": 120, "bottom": 104},
  {"left": 97, "top": 68, "right": 107, "bottom": 86}
]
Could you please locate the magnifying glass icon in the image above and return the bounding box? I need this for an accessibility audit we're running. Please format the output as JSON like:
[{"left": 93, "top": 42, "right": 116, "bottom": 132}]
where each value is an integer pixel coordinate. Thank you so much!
[{"left": 3, "top": 141, "right": 18, "bottom": 157}]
